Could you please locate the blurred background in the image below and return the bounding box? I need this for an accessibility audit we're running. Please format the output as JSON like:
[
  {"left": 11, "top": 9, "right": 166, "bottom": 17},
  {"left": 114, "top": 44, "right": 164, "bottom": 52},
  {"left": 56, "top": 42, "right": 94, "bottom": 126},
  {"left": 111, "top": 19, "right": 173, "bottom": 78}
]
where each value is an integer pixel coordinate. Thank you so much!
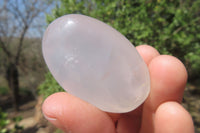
[{"left": 0, "top": 0, "right": 199, "bottom": 132}]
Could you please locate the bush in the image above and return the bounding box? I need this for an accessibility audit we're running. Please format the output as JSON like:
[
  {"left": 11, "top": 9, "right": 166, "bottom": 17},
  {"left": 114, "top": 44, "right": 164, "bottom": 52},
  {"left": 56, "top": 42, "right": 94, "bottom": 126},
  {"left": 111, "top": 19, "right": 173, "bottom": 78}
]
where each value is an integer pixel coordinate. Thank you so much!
[
  {"left": 38, "top": 72, "right": 63, "bottom": 99},
  {"left": 0, "top": 108, "right": 10, "bottom": 133},
  {"left": 0, "top": 87, "right": 9, "bottom": 95},
  {"left": 40, "top": 0, "right": 200, "bottom": 96},
  {"left": 0, "top": 108, "right": 23, "bottom": 133}
]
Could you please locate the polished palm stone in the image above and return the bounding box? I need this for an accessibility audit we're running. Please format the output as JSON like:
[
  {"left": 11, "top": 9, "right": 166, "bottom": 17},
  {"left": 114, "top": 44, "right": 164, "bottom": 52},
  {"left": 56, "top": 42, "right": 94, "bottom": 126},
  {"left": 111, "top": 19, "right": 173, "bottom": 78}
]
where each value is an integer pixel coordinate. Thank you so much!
[{"left": 42, "top": 14, "right": 150, "bottom": 113}]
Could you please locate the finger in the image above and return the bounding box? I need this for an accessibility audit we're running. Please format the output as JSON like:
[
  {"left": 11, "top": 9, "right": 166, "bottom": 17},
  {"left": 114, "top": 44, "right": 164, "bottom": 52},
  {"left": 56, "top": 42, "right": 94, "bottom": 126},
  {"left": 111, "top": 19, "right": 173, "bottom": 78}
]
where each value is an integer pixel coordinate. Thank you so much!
[
  {"left": 116, "top": 106, "right": 143, "bottom": 133},
  {"left": 155, "top": 102, "right": 194, "bottom": 133},
  {"left": 105, "top": 45, "right": 160, "bottom": 122},
  {"left": 146, "top": 55, "right": 187, "bottom": 109},
  {"left": 136, "top": 44, "right": 160, "bottom": 66},
  {"left": 140, "top": 55, "right": 188, "bottom": 133},
  {"left": 42, "top": 92, "right": 115, "bottom": 133},
  {"left": 115, "top": 45, "right": 160, "bottom": 132}
]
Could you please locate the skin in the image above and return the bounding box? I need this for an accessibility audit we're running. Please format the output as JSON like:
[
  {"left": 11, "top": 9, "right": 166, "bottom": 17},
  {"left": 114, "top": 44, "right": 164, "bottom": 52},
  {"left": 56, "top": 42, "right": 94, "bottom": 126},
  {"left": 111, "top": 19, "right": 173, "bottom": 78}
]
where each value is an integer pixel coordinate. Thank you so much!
[{"left": 42, "top": 45, "right": 194, "bottom": 133}]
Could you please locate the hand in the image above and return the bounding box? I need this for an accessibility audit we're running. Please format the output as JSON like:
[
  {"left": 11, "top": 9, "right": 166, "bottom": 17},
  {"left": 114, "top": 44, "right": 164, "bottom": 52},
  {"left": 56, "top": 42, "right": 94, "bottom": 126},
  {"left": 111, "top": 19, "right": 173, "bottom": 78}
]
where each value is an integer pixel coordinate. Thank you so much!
[{"left": 42, "top": 45, "right": 194, "bottom": 133}]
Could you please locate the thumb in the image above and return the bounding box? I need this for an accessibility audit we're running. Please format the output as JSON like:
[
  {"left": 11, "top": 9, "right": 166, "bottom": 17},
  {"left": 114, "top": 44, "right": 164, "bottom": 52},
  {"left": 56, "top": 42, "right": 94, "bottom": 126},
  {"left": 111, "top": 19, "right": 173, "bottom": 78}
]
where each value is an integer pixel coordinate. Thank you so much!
[{"left": 42, "top": 92, "right": 115, "bottom": 133}]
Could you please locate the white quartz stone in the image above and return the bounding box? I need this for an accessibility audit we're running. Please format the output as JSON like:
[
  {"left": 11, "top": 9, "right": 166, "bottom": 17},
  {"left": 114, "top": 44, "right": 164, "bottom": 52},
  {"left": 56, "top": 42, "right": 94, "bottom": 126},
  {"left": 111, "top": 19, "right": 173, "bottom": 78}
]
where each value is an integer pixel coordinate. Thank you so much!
[{"left": 42, "top": 14, "right": 150, "bottom": 113}]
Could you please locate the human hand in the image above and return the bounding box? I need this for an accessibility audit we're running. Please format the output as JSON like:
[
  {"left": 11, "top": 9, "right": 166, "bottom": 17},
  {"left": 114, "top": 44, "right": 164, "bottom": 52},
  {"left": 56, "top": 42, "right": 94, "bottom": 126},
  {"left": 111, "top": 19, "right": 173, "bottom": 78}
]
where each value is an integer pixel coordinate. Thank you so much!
[{"left": 42, "top": 45, "right": 194, "bottom": 133}]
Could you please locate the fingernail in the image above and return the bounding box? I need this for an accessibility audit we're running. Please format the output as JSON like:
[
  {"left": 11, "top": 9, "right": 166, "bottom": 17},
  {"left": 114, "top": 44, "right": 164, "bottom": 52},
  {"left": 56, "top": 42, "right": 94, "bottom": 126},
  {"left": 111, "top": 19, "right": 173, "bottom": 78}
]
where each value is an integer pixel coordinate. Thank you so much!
[
  {"left": 43, "top": 112, "right": 68, "bottom": 132},
  {"left": 43, "top": 112, "right": 57, "bottom": 121}
]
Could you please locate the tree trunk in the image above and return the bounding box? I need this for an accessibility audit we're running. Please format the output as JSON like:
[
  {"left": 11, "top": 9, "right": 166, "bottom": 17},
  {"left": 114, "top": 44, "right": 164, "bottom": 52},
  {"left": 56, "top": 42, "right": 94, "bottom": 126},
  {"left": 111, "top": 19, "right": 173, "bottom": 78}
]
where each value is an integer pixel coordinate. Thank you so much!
[{"left": 6, "top": 63, "right": 20, "bottom": 111}]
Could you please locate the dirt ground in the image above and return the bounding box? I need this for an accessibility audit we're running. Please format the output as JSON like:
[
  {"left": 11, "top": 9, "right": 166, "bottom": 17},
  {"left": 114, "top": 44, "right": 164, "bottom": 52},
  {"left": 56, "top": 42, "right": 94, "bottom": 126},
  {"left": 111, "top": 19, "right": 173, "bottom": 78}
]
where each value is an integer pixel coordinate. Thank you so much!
[
  {"left": 183, "top": 84, "right": 200, "bottom": 133},
  {"left": 1, "top": 95, "right": 60, "bottom": 133}
]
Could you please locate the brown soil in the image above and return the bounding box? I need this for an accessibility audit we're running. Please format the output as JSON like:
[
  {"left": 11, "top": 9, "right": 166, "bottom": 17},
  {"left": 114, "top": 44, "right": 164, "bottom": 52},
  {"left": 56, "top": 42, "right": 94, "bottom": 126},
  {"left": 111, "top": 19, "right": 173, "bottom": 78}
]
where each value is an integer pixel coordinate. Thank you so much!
[{"left": 1, "top": 95, "right": 59, "bottom": 133}]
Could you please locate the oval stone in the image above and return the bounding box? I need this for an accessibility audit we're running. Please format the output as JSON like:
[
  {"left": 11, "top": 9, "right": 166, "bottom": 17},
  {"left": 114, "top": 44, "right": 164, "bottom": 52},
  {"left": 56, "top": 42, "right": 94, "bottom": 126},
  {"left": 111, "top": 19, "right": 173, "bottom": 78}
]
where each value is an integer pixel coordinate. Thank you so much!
[{"left": 42, "top": 14, "right": 150, "bottom": 113}]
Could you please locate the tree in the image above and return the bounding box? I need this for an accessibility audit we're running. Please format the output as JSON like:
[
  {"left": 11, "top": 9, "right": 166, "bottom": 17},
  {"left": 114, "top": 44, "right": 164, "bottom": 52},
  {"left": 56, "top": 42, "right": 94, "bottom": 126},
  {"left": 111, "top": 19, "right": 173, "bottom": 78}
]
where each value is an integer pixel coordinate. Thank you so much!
[{"left": 0, "top": 0, "right": 52, "bottom": 111}]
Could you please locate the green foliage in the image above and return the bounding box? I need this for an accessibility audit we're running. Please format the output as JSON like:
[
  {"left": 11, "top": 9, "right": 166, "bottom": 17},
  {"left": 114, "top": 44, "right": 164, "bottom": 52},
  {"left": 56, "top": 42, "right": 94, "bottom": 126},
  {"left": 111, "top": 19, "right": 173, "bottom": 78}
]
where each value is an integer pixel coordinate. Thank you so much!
[
  {"left": 41, "top": 0, "right": 200, "bottom": 96},
  {"left": 0, "top": 87, "right": 9, "bottom": 95},
  {"left": 38, "top": 72, "right": 63, "bottom": 99},
  {"left": 11, "top": 116, "right": 23, "bottom": 133},
  {"left": 0, "top": 108, "right": 10, "bottom": 132},
  {"left": 47, "top": 0, "right": 200, "bottom": 76},
  {"left": 0, "top": 108, "right": 23, "bottom": 133}
]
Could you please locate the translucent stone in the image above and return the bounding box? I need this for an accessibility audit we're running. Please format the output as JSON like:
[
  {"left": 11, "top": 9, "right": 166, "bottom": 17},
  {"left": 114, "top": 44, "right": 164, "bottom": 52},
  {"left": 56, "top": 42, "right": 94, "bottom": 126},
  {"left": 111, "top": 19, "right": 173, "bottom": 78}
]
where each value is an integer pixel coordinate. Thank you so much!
[{"left": 42, "top": 14, "right": 150, "bottom": 113}]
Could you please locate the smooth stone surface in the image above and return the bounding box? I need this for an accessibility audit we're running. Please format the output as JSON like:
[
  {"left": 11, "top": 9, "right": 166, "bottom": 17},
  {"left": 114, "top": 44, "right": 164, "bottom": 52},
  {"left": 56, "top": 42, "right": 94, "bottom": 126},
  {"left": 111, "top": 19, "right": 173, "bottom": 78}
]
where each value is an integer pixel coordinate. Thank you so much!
[{"left": 42, "top": 14, "right": 150, "bottom": 113}]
